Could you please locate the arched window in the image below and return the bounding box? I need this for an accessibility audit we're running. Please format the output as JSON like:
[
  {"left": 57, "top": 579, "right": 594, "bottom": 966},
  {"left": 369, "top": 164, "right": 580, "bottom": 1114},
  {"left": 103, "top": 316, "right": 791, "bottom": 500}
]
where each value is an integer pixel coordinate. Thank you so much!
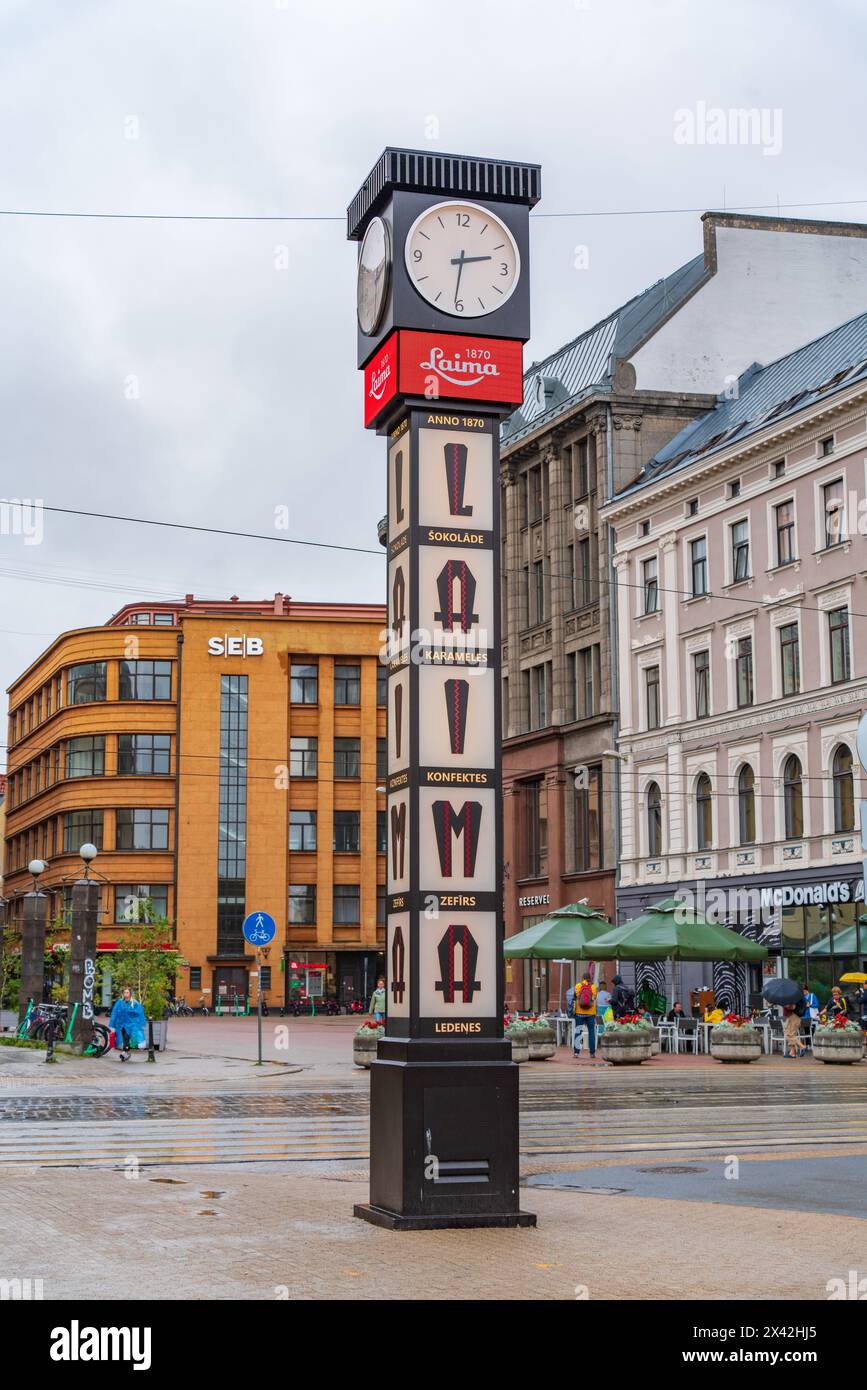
[
  {"left": 695, "top": 773, "right": 713, "bottom": 850},
  {"left": 832, "top": 745, "right": 854, "bottom": 832},
  {"left": 646, "top": 781, "right": 662, "bottom": 857},
  {"left": 783, "top": 754, "right": 803, "bottom": 840},
  {"left": 738, "top": 764, "right": 755, "bottom": 845}
]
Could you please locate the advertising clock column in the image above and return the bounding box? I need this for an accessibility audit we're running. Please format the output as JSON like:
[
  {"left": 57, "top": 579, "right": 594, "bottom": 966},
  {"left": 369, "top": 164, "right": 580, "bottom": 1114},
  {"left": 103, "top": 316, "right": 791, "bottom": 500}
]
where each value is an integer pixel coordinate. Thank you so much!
[{"left": 349, "top": 148, "right": 540, "bottom": 1230}]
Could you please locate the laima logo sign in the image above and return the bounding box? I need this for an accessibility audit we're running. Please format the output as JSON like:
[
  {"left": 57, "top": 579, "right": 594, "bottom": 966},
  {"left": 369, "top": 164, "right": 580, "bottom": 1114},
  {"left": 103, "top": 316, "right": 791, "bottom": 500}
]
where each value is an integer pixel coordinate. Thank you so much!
[
  {"left": 364, "top": 331, "right": 523, "bottom": 426},
  {"left": 364, "top": 334, "right": 399, "bottom": 426}
]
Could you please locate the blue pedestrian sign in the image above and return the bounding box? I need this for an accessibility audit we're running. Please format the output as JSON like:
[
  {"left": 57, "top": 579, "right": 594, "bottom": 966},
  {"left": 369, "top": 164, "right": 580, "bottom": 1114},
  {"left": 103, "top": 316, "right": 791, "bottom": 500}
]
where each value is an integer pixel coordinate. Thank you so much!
[{"left": 242, "top": 911, "right": 277, "bottom": 947}]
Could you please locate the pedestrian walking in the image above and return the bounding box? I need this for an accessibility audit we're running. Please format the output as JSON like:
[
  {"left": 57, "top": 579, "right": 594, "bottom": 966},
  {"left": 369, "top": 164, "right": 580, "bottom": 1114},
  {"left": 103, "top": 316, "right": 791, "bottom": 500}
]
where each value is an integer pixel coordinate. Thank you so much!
[
  {"left": 782, "top": 1004, "right": 806, "bottom": 1058},
  {"left": 571, "top": 972, "right": 598, "bottom": 1059},
  {"left": 596, "top": 980, "right": 611, "bottom": 1036},
  {"left": 855, "top": 984, "right": 867, "bottom": 1030},
  {"left": 369, "top": 976, "right": 386, "bottom": 1023},
  {"left": 800, "top": 984, "right": 820, "bottom": 1029},
  {"left": 109, "top": 987, "right": 146, "bottom": 1062}
]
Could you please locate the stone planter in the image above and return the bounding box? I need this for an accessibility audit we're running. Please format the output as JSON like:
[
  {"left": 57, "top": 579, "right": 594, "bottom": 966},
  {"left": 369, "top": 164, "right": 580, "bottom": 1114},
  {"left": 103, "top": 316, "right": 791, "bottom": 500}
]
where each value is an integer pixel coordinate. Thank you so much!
[
  {"left": 649, "top": 1025, "right": 661, "bottom": 1056},
  {"left": 599, "top": 1028, "right": 653, "bottom": 1065},
  {"left": 526, "top": 1024, "right": 556, "bottom": 1061},
  {"left": 352, "top": 1031, "right": 382, "bottom": 1068},
  {"left": 506, "top": 1032, "right": 529, "bottom": 1063},
  {"left": 812, "top": 1029, "right": 865, "bottom": 1065},
  {"left": 710, "top": 1026, "right": 761, "bottom": 1063}
]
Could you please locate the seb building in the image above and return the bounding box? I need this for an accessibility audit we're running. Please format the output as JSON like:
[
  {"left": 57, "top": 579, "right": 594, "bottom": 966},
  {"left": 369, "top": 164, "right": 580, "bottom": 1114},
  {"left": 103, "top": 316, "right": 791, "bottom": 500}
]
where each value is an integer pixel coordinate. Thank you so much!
[
  {"left": 349, "top": 147, "right": 539, "bottom": 1229},
  {"left": 4, "top": 593, "right": 387, "bottom": 1009}
]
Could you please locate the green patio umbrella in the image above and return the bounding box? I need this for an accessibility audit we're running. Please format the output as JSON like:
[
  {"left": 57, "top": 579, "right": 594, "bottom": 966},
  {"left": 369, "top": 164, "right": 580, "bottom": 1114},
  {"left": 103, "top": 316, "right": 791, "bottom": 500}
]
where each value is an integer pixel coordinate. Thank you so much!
[
  {"left": 576, "top": 898, "right": 768, "bottom": 963},
  {"left": 503, "top": 902, "right": 613, "bottom": 1014},
  {"left": 503, "top": 902, "right": 612, "bottom": 960}
]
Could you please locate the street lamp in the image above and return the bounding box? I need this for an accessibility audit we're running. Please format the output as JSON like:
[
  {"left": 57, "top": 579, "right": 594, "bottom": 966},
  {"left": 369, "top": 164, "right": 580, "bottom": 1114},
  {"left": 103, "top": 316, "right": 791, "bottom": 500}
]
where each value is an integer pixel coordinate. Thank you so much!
[
  {"left": 28, "top": 859, "right": 47, "bottom": 892},
  {"left": 79, "top": 844, "right": 98, "bottom": 879}
]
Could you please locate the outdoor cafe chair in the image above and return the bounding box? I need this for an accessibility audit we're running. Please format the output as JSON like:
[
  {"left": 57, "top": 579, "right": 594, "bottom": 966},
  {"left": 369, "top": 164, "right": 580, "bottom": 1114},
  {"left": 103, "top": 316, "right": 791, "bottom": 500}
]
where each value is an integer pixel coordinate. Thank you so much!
[{"left": 676, "top": 1018, "right": 700, "bottom": 1053}]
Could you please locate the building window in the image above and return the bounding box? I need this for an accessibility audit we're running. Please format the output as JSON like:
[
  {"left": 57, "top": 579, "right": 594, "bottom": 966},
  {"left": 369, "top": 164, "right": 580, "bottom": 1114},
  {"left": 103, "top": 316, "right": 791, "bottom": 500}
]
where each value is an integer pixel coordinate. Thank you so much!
[
  {"left": 333, "top": 883, "right": 360, "bottom": 925},
  {"left": 376, "top": 885, "right": 386, "bottom": 926},
  {"left": 773, "top": 460, "right": 785, "bottom": 478},
  {"left": 114, "top": 884, "right": 169, "bottom": 923},
  {"left": 690, "top": 537, "right": 708, "bottom": 596},
  {"left": 290, "top": 663, "right": 318, "bottom": 704},
  {"left": 376, "top": 665, "right": 387, "bottom": 705},
  {"left": 820, "top": 435, "right": 835, "bottom": 456},
  {"left": 289, "top": 810, "right": 317, "bottom": 852},
  {"left": 736, "top": 637, "right": 754, "bottom": 708},
  {"left": 288, "top": 883, "right": 316, "bottom": 925},
  {"left": 832, "top": 745, "right": 855, "bottom": 833},
  {"left": 687, "top": 498, "right": 698, "bottom": 517},
  {"left": 783, "top": 755, "right": 804, "bottom": 840},
  {"left": 531, "top": 663, "right": 548, "bottom": 730},
  {"left": 289, "top": 736, "right": 317, "bottom": 779},
  {"left": 116, "top": 807, "right": 170, "bottom": 851},
  {"left": 217, "top": 674, "right": 248, "bottom": 953},
  {"left": 376, "top": 737, "right": 387, "bottom": 779},
  {"left": 731, "top": 520, "right": 750, "bottom": 581},
  {"left": 523, "top": 780, "right": 548, "bottom": 878},
  {"left": 119, "top": 660, "right": 172, "bottom": 701},
  {"left": 574, "top": 765, "right": 602, "bottom": 872},
  {"left": 695, "top": 773, "right": 713, "bottom": 850},
  {"left": 333, "top": 810, "right": 360, "bottom": 853},
  {"left": 645, "top": 665, "right": 661, "bottom": 730},
  {"left": 117, "top": 734, "right": 171, "bottom": 775},
  {"left": 189, "top": 966, "right": 202, "bottom": 991},
  {"left": 823, "top": 479, "right": 845, "bottom": 547},
  {"left": 63, "top": 809, "right": 104, "bottom": 853},
  {"left": 152, "top": 612, "right": 174, "bottom": 626},
  {"left": 728, "top": 479, "right": 741, "bottom": 498},
  {"left": 532, "top": 559, "right": 545, "bottom": 624},
  {"left": 66, "top": 735, "right": 105, "bottom": 778},
  {"left": 775, "top": 501, "right": 795, "bottom": 565},
  {"left": 377, "top": 810, "right": 387, "bottom": 854},
  {"left": 646, "top": 782, "right": 662, "bottom": 857},
  {"left": 334, "top": 737, "right": 360, "bottom": 779},
  {"left": 829, "top": 607, "right": 851, "bottom": 684},
  {"left": 579, "top": 647, "right": 596, "bottom": 719},
  {"left": 640, "top": 519, "right": 650, "bottom": 536},
  {"left": 693, "top": 650, "right": 710, "bottom": 719},
  {"left": 529, "top": 464, "right": 543, "bottom": 521},
  {"left": 738, "top": 765, "right": 756, "bottom": 845},
  {"left": 334, "top": 664, "right": 361, "bottom": 705},
  {"left": 779, "top": 623, "right": 800, "bottom": 697},
  {"left": 642, "top": 557, "right": 658, "bottom": 613},
  {"left": 67, "top": 662, "right": 107, "bottom": 705},
  {"left": 576, "top": 538, "right": 592, "bottom": 607},
  {"left": 574, "top": 440, "right": 589, "bottom": 498}
]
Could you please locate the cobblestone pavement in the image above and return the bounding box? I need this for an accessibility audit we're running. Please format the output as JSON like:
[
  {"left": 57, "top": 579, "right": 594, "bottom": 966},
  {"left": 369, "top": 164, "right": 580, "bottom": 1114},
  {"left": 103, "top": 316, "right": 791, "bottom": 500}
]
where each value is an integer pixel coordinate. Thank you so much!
[{"left": 2, "top": 1018, "right": 865, "bottom": 1298}]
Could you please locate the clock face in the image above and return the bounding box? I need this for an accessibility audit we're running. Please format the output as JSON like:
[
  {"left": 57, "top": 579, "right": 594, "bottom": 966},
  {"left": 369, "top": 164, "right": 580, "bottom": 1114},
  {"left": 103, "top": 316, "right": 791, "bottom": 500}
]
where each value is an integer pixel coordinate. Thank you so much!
[
  {"left": 357, "top": 216, "right": 391, "bottom": 336},
  {"left": 404, "top": 200, "right": 521, "bottom": 319}
]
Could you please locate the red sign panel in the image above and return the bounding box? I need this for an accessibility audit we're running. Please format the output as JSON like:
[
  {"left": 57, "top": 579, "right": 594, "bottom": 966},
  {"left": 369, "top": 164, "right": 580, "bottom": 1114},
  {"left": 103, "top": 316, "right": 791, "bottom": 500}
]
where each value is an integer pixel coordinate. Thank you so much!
[
  {"left": 364, "top": 334, "right": 399, "bottom": 427},
  {"left": 363, "top": 330, "right": 524, "bottom": 427},
  {"left": 399, "top": 331, "right": 524, "bottom": 409}
]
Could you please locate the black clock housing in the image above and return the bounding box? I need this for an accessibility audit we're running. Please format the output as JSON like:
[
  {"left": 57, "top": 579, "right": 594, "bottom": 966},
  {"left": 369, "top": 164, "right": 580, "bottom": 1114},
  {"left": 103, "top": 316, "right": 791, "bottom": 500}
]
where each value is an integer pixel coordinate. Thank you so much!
[{"left": 349, "top": 148, "right": 541, "bottom": 368}]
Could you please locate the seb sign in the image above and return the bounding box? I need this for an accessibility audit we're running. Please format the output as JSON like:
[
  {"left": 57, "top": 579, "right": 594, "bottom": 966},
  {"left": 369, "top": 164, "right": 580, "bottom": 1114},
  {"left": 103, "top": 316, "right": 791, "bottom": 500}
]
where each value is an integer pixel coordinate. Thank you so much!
[
  {"left": 207, "top": 635, "right": 264, "bottom": 657},
  {"left": 364, "top": 330, "right": 524, "bottom": 427}
]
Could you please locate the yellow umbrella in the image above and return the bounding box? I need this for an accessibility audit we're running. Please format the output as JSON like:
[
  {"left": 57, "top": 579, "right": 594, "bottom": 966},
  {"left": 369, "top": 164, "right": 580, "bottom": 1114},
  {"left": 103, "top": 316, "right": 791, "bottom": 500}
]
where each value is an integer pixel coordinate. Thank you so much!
[{"left": 839, "top": 972, "right": 867, "bottom": 984}]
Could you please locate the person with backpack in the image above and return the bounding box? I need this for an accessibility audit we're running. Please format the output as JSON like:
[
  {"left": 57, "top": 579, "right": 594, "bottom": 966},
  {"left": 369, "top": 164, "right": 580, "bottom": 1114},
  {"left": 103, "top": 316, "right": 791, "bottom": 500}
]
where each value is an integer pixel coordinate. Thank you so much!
[
  {"left": 571, "top": 972, "right": 598, "bottom": 1059},
  {"left": 610, "top": 974, "right": 634, "bottom": 1019}
]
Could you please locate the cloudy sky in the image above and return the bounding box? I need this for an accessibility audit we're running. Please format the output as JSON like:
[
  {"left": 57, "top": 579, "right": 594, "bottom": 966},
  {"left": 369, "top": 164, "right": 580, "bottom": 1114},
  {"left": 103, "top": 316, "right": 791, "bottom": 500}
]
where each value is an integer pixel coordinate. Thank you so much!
[{"left": 1, "top": 0, "right": 865, "bottom": 761}]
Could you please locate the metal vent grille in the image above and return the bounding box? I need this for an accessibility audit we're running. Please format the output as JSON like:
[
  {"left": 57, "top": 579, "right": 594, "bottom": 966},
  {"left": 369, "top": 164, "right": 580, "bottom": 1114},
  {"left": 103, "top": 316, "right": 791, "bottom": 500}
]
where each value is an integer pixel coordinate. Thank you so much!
[{"left": 348, "top": 146, "right": 541, "bottom": 239}]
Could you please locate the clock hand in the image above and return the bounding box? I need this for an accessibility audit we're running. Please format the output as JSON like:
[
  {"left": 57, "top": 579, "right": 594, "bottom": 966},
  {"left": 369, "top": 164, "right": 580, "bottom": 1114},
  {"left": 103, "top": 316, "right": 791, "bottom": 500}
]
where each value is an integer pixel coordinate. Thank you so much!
[
  {"left": 453, "top": 249, "right": 467, "bottom": 303},
  {"left": 449, "top": 255, "right": 492, "bottom": 266}
]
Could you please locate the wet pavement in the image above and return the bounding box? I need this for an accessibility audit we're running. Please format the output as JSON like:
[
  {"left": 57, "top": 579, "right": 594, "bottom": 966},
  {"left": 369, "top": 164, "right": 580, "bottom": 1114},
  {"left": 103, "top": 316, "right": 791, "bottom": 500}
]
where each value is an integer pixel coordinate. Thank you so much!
[{"left": 527, "top": 1154, "right": 867, "bottom": 1219}]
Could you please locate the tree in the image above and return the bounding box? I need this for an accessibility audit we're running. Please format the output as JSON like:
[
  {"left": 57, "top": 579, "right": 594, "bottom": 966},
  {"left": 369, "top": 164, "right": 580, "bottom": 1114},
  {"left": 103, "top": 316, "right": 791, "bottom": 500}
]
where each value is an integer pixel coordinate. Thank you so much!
[{"left": 110, "top": 914, "right": 186, "bottom": 1024}]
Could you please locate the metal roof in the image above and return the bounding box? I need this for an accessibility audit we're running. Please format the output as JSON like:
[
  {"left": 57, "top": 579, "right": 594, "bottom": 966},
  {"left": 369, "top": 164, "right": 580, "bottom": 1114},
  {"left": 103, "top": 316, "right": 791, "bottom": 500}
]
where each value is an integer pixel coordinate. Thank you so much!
[
  {"left": 612, "top": 309, "right": 867, "bottom": 500},
  {"left": 501, "top": 252, "right": 707, "bottom": 449}
]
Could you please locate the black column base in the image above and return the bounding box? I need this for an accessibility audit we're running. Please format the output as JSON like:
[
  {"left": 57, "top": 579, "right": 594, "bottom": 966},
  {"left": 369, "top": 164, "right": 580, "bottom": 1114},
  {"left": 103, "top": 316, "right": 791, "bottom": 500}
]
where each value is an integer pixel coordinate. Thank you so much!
[
  {"left": 354, "top": 1038, "right": 536, "bottom": 1230},
  {"left": 354, "top": 1203, "right": 536, "bottom": 1231}
]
